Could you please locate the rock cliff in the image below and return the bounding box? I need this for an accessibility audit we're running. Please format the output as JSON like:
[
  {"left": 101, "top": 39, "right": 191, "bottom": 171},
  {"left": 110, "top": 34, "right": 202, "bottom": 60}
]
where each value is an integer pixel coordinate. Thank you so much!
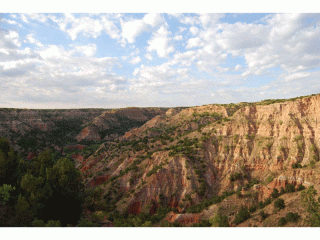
[{"left": 78, "top": 93, "right": 320, "bottom": 225}]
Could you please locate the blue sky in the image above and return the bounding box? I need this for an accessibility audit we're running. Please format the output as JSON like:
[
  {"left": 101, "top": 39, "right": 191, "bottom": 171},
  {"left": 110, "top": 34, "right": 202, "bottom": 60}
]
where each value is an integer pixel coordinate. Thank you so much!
[{"left": 1, "top": 10, "right": 320, "bottom": 108}]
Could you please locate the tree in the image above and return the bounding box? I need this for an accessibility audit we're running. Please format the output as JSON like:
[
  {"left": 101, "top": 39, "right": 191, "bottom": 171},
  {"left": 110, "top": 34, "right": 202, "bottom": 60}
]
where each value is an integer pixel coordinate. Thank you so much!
[
  {"left": 271, "top": 188, "right": 279, "bottom": 199},
  {"left": 285, "top": 184, "right": 295, "bottom": 193},
  {"left": 0, "top": 138, "right": 10, "bottom": 156},
  {"left": 274, "top": 198, "right": 285, "bottom": 211},
  {"left": 233, "top": 206, "right": 250, "bottom": 225},
  {"left": 286, "top": 212, "right": 299, "bottom": 223},
  {"left": 141, "top": 221, "right": 153, "bottom": 227},
  {"left": 249, "top": 205, "right": 257, "bottom": 213},
  {"left": 259, "top": 210, "right": 268, "bottom": 221},
  {"left": 210, "top": 212, "right": 229, "bottom": 227},
  {"left": 300, "top": 185, "right": 320, "bottom": 226},
  {"left": 0, "top": 184, "right": 15, "bottom": 204},
  {"left": 278, "top": 217, "right": 287, "bottom": 226}
]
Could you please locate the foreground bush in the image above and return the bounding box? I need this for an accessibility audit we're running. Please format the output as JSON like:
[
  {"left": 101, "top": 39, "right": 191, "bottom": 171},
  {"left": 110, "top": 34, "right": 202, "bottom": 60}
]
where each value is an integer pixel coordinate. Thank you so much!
[
  {"left": 286, "top": 212, "right": 300, "bottom": 223},
  {"left": 233, "top": 206, "right": 250, "bottom": 225},
  {"left": 274, "top": 198, "right": 285, "bottom": 211},
  {"left": 278, "top": 217, "right": 287, "bottom": 226}
]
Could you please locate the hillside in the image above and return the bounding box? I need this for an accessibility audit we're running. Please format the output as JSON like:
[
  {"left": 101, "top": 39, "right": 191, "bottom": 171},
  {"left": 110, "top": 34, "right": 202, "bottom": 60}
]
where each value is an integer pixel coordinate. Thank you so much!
[
  {"left": 0, "top": 107, "right": 167, "bottom": 158},
  {"left": 76, "top": 93, "right": 320, "bottom": 226},
  {"left": 1, "top": 94, "right": 320, "bottom": 227}
]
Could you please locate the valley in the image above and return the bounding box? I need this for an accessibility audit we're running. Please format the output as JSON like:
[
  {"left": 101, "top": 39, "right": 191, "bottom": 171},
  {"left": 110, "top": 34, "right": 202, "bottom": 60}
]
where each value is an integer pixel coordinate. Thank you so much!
[{"left": 1, "top": 94, "right": 320, "bottom": 227}]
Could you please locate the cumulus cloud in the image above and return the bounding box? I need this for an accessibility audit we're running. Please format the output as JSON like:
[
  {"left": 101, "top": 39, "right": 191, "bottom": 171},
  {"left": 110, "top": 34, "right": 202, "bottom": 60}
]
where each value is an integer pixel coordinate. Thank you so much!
[
  {"left": 189, "top": 26, "right": 199, "bottom": 35},
  {"left": 2, "top": 13, "right": 320, "bottom": 108},
  {"left": 120, "top": 13, "right": 165, "bottom": 44},
  {"left": 147, "top": 26, "right": 174, "bottom": 58},
  {"left": 129, "top": 56, "right": 142, "bottom": 65},
  {"left": 39, "top": 13, "right": 122, "bottom": 41},
  {"left": 0, "top": 27, "right": 129, "bottom": 108}
]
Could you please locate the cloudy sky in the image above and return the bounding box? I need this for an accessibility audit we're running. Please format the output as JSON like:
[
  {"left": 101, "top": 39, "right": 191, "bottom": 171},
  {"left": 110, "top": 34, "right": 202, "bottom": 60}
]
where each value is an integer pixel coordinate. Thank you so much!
[{"left": 1, "top": 8, "right": 320, "bottom": 108}]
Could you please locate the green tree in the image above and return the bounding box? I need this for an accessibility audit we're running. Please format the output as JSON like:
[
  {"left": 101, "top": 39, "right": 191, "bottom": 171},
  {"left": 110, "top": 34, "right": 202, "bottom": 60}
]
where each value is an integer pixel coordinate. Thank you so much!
[
  {"left": 209, "top": 212, "right": 229, "bottom": 227},
  {"left": 141, "top": 221, "right": 153, "bottom": 227},
  {"left": 32, "top": 219, "right": 45, "bottom": 227},
  {"left": 300, "top": 185, "right": 320, "bottom": 226},
  {"left": 274, "top": 198, "right": 285, "bottom": 211},
  {"left": 285, "top": 184, "right": 295, "bottom": 193},
  {"left": 278, "top": 217, "right": 287, "bottom": 226},
  {"left": 76, "top": 218, "right": 99, "bottom": 227},
  {"left": 0, "top": 138, "right": 10, "bottom": 156},
  {"left": 233, "top": 206, "right": 250, "bottom": 225},
  {"left": 286, "top": 212, "right": 299, "bottom": 223},
  {"left": 271, "top": 188, "right": 279, "bottom": 199},
  {"left": 15, "top": 194, "right": 32, "bottom": 225},
  {"left": 0, "top": 184, "right": 15, "bottom": 204},
  {"left": 259, "top": 210, "right": 268, "bottom": 221},
  {"left": 44, "top": 220, "right": 61, "bottom": 227}
]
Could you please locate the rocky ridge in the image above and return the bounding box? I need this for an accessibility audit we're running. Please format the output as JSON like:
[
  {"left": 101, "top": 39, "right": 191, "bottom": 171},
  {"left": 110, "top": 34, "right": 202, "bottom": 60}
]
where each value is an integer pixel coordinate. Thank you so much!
[{"left": 78, "top": 93, "right": 320, "bottom": 226}]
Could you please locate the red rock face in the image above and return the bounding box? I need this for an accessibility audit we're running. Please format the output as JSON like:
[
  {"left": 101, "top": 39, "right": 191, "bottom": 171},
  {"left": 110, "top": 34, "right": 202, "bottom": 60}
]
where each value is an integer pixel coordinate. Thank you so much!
[
  {"left": 76, "top": 126, "right": 101, "bottom": 142},
  {"left": 67, "top": 145, "right": 86, "bottom": 151},
  {"left": 168, "top": 197, "right": 179, "bottom": 208},
  {"left": 86, "top": 175, "right": 110, "bottom": 188},
  {"left": 128, "top": 201, "right": 141, "bottom": 215},
  {"left": 166, "top": 212, "right": 201, "bottom": 225},
  {"left": 71, "top": 154, "right": 84, "bottom": 163},
  {"left": 81, "top": 166, "right": 90, "bottom": 173},
  {"left": 81, "top": 154, "right": 105, "bottom": 171}
]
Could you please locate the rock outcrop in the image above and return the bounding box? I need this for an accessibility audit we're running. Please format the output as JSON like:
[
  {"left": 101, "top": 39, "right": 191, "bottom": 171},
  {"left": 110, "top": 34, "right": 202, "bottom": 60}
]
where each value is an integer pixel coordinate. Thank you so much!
[{"left": 79, "top": 94, "right": 320, "bottom": 222}]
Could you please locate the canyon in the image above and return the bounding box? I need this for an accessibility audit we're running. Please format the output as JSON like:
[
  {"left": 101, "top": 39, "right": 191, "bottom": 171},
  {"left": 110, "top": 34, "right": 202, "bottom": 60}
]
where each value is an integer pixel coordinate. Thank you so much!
[{"left": 1, "top": 93, "right": 320, "bottom": 227}]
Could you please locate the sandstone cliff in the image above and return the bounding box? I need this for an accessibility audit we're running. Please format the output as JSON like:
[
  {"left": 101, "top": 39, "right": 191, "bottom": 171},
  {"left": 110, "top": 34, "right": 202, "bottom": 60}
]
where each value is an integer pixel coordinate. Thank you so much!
[{"left": 78, "top": 93, "right": 320, "bottom": 226}]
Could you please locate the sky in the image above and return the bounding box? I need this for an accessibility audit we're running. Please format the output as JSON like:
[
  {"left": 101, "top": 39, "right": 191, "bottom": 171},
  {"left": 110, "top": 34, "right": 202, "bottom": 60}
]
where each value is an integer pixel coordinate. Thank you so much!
[{"left": 1, "top": 4, "right": 320, "bottom": 109}]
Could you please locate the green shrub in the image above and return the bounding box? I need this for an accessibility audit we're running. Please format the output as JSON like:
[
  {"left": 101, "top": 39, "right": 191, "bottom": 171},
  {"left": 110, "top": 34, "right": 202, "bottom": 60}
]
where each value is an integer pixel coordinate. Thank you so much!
[
  {"left": 264, "top": 197, "right": 272, "bottom": 205},
  {"left": 292, "top": 163, "right": 303, "bottom": 169},
  {"left": 210, "top": 213, "right": 229, "bottom": 227},
  {"left": 274, "top": 198, "right": 285, "bottom": 210},
  {"left": 44, "top": 220, "right": 61, "bottom": 227},
  {"left": 285, "top": 184, "right": 295, "bottom": 193},
  {"left": 271, "top": 188, "right": 279, "bottom": 199},
  {"left": 259, "top": 210, "right": 268, "bottom": 221},
  {"left": 258, "top": 201, "right": 265, "bottom": 209},
  {"left": 298, "top": 184, "right": 306, "bottom": 191},
  {"left": 76, "top": 218, "right": 99, "bottom": 227},
  {"left": 264, "top": 175, "right": 274, "bottom": 184},
  {"left": 233, "top": 206, "right": 250, "bottom": 225},
  {"left": 32, "top": 219, "right": 45, "bottom": 227},
  {"left": 286, "top": 212, "right": 299, "bottom": 222},
  {"left": 293, "top": 135, "right": 303, "bottom": 142},
  {"left": 229, "top": 172, "right": 242, "bottom": 181},
  {"left": 249, "top": 205, "right": 257, "bottom": 213},
  {"left": 278, "top": 217, "right": 287, "bottom": 226},
  {"left": 236, "top": 191, "right": 242, "bottom": 198}
]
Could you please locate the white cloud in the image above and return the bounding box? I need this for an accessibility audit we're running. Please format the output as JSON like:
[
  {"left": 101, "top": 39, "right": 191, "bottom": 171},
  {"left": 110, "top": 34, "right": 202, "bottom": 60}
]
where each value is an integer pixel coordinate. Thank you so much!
[
  {"left": 145, "top": 53, "right": 153, "bottom": 60},
  {"left": 120, "top": 13, "right": 166, "bottom": 44},
  {"left": 173, "top": 35, "right": 183, "bottom": 41},
  {"left": 189, "top": 26, "right": 199, "bottom": 35},
  {"left": 198, "top": 13, "right": 224, "bottom": 27},
  {"left": 120, "top": 18, "right": 149, "bottom": 43},
  {"left": 186, "top": 37, "right": 202, "bottom": 49},
  {"left": 0, "top": 27, "right": 128, "bottom": 108},
  {"left": 129, "top": 56, "right": 142, "bottom": 65},
  {"left": 73, "top": 44, "right": 97, "bottom": 57},
  {"left": 46, "top": 13, "right": 121, "bottom": 41},
  {"left": 24, "top": 34, "right": 43, "bottom": 47},
  {"left": 143, "top": 13, "right": 164, "bottom": 28},
  {"left": 147, "top": 26, "right": 174, "bottom": 58}
]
